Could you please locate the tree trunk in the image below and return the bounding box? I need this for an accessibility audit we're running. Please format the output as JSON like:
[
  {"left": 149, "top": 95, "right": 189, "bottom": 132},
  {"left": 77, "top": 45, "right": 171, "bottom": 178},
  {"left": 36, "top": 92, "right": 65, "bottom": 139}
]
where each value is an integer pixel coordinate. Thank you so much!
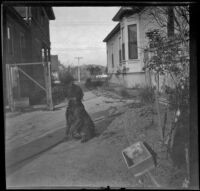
[
  {"left": 189, "top": 5, "right": 199, "bottom": 189},
  {"left": 167, "top": 6, "right": 175, "bottom": 38}
]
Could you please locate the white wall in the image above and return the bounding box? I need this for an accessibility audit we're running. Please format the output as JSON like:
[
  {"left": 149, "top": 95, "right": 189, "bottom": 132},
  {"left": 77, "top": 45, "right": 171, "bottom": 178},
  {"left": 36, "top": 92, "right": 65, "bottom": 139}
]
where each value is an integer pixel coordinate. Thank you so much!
[
  {"left": 107, "top": 31, "right": 121, "bottom": 74},
  {"left": 109, "top": 73, "right": 146, "bottom": 88}
]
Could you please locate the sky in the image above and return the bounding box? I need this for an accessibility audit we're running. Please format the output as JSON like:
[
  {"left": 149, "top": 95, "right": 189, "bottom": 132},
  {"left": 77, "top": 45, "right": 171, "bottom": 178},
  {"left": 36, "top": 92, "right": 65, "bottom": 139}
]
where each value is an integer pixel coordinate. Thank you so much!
[{"left": 50, "top": 7, "right": 120, "bottom": 67}]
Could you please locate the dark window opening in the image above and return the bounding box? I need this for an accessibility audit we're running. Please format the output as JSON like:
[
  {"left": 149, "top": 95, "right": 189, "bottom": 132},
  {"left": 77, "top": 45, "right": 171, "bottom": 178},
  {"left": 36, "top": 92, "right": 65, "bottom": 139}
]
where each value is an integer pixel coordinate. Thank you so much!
[
  {"left": 41, "top": 9, "right": 45, "bottom": 25},
  {"left": 112, "top": 54, "right": 114, "bottom": 68},
  {"left": 128, "top": 24, "right": 138, "bottom": 59},
  {"left": 20, "top": 33, "right": 26, "bottom": 49},
  {"left": 119, "top": 49, "right": 122, "bottom": 63},
  {"left": 20, "top": 32, "right": 26, "bottom": 59},
  {"left": 122, "top": 43, "right": 125, "bottom": 60},
  {"left": 119, "top": 37, "right": 122, "bottom": 63},
  {"left": 7, "top": 26, "right": 14, "bottom": 55}
]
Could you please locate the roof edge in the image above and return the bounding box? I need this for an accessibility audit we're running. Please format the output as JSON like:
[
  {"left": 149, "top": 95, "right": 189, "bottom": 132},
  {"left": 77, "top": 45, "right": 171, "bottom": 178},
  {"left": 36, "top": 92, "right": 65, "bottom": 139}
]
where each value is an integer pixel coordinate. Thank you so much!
[
  {"left": 112, "top": 6, "right": 145, "bottom": 21},
  {"left": 103, "top": 23, "right": 120, "bottom": 42}
]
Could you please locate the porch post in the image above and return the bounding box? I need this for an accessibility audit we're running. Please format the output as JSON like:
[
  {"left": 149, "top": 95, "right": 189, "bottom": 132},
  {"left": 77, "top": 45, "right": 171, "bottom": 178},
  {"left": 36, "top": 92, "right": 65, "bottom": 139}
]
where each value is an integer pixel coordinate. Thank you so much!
[{"left": 6, "top": 64, "right": 14, "bottom": 111}]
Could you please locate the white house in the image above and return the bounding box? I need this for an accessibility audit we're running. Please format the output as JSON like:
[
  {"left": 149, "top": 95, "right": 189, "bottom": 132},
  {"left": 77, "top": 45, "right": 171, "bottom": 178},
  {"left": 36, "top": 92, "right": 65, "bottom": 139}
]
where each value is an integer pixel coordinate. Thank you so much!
[{"left": 103, "top": 6, "right": 169, "bottom": 88}]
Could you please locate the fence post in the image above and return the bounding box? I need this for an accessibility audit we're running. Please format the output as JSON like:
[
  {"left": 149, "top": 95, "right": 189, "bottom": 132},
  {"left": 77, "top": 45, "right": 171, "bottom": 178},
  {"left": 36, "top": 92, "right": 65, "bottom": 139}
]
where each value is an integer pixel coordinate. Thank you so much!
[
  {"left": 44, "top": 61, "right": 53, "bottom": 111},
  {"left": 6, "top": 64, "right": 15, "bottom": 112},
  {"left": 47, "top": 61, "right": 53, "bottom": 110}
]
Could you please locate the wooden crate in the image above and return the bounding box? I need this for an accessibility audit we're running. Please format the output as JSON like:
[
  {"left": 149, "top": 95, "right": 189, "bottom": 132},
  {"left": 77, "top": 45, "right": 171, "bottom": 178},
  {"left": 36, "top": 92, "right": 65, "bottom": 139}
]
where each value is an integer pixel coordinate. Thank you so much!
[{"left": 122, "top": 141, "right": 157, "bottom": 177}]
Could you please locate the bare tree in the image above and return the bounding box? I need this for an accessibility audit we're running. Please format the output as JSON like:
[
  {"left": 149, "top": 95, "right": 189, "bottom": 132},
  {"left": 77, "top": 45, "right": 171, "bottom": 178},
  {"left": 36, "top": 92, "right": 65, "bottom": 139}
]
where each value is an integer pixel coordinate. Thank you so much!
[{"left": 146, "top": 6, "right": 189, "bottom": 41}]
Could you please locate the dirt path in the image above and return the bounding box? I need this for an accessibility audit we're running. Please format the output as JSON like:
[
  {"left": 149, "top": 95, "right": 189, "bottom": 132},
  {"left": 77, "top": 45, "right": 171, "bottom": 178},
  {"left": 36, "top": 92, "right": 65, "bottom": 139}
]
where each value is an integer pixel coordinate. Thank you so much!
[
  {"left": 5, "top": 91, "right": 134, "bottom": 152},
  {"left": 6, "top": 90, "right": 141, "bottom": 188},
  {"left": 6, "top": 89, "right": 185, "bottom": 189},
  {"left": 7, "top": 119, "right": 140, "bottom": 188}
]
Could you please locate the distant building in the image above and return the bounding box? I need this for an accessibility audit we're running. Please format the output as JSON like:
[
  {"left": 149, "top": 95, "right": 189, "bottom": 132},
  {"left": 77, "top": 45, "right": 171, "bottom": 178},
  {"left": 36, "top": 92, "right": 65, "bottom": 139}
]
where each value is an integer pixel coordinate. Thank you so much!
[{"left": 3, "top": 5, "right": 55, "bottom": 110}]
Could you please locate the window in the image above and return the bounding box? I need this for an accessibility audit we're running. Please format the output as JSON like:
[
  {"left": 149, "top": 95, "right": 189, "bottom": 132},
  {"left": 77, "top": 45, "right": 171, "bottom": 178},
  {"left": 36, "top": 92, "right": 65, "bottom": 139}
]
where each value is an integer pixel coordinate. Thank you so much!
[
  {"left": 41, "top": 9, "right": 44, "bottom": 25},
  {"left": 7, "top": 27, "right": 10, "bottom": 39},
  {"left": 121, "top": 27, "right": 125, "bottom": 60},
  {"left": 20, "top": 32, "right": 25, "bottom": 59},
  {"left": 20, "top": 32, "right": 25, "bottom": 49},
  {"left": 128, "top": 24, "right": 138, "bottom": 59},
  {"left": 34, "top": 8, "right": 40, "bottom": 21},
  {"left": 122, "top": 43, "right": 125, "bottom": 60},
  {"left": 41, "top": 48, "right": 45, "bottom": 61},
  {"left": 23, "top": 7, "right": 29, "bottom": 20},
  {"left": 7, "top": 26, "right": 14, "bottom": 55},
  {"left": 112, "top": 54, "right": 114, "bottom": 68},
  {"left": 119, "top": 37, "right": 122, "bottom": 63},
  {"left": 111, "top": 45, "right": 114, "bottom": 68}
]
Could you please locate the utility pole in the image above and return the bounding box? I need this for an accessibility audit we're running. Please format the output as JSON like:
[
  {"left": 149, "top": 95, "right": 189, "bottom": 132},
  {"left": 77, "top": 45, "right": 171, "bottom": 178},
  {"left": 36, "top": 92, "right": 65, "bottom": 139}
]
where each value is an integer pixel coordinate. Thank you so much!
[{"left": 74, "top": 57, "right": 83, "bottom": 82}]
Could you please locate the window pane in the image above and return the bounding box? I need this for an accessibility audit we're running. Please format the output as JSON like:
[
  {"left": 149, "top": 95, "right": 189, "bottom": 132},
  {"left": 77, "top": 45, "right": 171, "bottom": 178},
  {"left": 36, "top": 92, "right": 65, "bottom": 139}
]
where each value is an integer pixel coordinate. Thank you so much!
[
  {"left": 7, "top": 26, "right": 13, "bottom": 55},
  {"left": 7, "top": 27, "right": 10, "bottom": 39},
  {"left": 20, "top": 33, "right": 25, "bottom": 48},
  {"left": 121, "top": 28, "right": 124, "bottom": 43},
  {"left": 129, "top": 42, "right": 138, "bottom": 59},
  {"left": 119, "top": 50, "right": 121, "bottom": 63},
  {"left": 112, "top": 54, "right": 114, "bottom": 68},
  {"left": 128, "top": 24, "right": 138, "bottom": 59},
  {"left": 122, "top": 43, "right": 125, "bottom": 60}
]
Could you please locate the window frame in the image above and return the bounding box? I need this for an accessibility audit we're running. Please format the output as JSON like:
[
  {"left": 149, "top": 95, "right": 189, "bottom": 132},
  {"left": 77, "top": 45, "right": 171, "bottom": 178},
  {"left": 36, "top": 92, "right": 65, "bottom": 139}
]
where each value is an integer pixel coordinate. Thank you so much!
[
  {"left": 128, "top": 24, "right": 138, "bottom": 60},
  {"left": 111, "top": 44, "right": 114, "bottom": 68},
  {"left": 119, "top": 37, "right": 122, "bottom": 63},
  {"left": 41, "top": 9, "right": 45, "bottom": 25},
  {"left": 20, "top": 32, "right": 26, "bottom": 59},
  {"left": 121, "top": 27, "right": 125, "bottom": 61},
  {"left": 20, "top": 32, "right": 26, "bottom": 49}
]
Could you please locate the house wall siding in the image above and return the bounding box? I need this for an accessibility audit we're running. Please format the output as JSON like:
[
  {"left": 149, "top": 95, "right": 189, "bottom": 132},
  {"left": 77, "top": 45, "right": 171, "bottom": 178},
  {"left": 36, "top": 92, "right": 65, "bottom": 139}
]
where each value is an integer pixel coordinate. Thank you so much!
[
  {"left": 105, "top": 7, "right": 170, "bottom": 88},
  {"left": 109, "top": 73, "right": 146, "bottom": 88},
  {"left": 3, "top": 6, "right": 53, "bottom": 104},
  {"left": 107, "top": 31, "right": 120, "bottom": 74}
]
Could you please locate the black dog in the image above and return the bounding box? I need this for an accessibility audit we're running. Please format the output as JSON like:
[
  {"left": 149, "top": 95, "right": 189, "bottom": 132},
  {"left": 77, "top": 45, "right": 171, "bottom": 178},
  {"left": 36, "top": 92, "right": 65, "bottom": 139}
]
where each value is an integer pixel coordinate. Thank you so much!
[{"left": 65, "top": 100, "right": 95, "bottom": 142}]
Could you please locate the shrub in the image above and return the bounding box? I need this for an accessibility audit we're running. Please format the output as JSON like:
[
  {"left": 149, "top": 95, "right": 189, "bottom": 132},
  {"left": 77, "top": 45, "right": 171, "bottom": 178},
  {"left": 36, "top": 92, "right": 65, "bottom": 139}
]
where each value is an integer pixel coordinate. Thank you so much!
[
  {"left": 93, "top": 80, "right": 104, "bottom": 87},
  {"left": 85, "top": 78, "right": 92, "bottom": 89},
  {"left": 59, "top": 71, "right": 74, "bottom": 85},
  {"left": 139, "top": 86, "right": 155, "bottom": 104},
  {"left": 85, "top": 78, "right": 104, "bottom": 89}
]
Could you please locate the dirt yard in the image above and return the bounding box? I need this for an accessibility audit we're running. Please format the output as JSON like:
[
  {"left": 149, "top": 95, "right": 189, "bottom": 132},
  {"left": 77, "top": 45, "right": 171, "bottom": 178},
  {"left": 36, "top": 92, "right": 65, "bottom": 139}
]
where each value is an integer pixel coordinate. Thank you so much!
[
  {"left": 5, "top": 91, "right": 133, "bottom": 151},
  {"left": 5, "top": 88, "right": 187, "bottom": 189}
]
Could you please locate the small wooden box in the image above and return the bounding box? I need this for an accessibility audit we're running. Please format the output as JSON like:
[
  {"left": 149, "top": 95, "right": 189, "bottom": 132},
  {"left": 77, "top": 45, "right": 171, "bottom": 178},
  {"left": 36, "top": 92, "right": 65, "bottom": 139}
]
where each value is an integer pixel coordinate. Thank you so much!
[{"left": 122, "top": 141, "right": 156, "bottom": 177}]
